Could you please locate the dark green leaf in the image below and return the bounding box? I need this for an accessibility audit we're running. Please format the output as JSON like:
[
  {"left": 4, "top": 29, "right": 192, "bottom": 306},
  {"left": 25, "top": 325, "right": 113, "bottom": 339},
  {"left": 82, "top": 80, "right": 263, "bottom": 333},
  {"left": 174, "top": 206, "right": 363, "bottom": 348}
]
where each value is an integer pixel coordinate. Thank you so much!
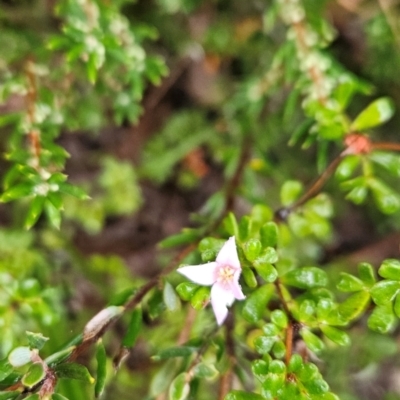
[
  {"left": 158, "top": 229, "right": 199, "bottom": 249},
  {"left": 54, "top": 362, "right": 94, "bottom": 384},
  {"left": 0, "top": 392, "right": 21, "bottom": 400},
  {"left": 122, "top": 308, "right": 142, "bottom": 348},
  {"left": 0, "top": 359, "right": 13, "bottom": 381},
  {"left": 95, "top": 340, "right": 107, "bottom": 398},
  {"left": 238, "top": 216, "right": 251, "bottom": 242},
  {"left": 152, "top": 346, "right": 197, "bottom": 361},
  {"left": 242, "top": 284, "right": 274, "bottom": 323},
  {"left": 44, "top": 346, "right": 76, "bottom": 367},
  {"left": 223, "top": 212, "right": 239, "bottom": 237},
  {"left": 260, "top": 222, "right": 278, "bottom": 248},
  {"left": 24, "top": 196, "right": 45, "bottom": 229},
  {"left": 26, "top": 332, "right": 49, "bottom": 351}
]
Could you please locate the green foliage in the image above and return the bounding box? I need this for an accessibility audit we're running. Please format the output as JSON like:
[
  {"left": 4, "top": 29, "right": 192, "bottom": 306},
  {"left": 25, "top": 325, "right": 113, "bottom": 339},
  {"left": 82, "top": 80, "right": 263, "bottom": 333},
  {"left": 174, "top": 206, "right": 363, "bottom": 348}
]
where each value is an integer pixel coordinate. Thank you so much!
[{"left": 1, "top": 0, "right": 400, "bottom": 399}]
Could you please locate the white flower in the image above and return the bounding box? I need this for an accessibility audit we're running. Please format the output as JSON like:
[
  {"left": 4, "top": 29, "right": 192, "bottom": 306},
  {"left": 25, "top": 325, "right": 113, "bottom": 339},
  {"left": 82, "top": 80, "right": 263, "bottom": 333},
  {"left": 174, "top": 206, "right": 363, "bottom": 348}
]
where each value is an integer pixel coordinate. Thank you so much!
[{"left": 177, "top": 236, "right": 245, "bottom": 325}]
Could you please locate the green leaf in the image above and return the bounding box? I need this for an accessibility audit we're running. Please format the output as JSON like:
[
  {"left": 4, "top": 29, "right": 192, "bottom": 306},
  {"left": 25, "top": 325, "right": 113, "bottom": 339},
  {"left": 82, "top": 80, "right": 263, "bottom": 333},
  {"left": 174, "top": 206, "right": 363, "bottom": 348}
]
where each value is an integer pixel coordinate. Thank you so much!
[
  {"left": 242, "top": 284, "right": 274, "bottom": 323},
  {"left": 282, "top": 267, "right": 328, "bottom": 289},
  {"left": 394, "top": 294, "right": 400, "bottom": 318},
  {"left": 370, "top": 280, "right": 400, "bottom": 306},
  {"left": 337, "top": 273, "right": 364, "bottom": 292},
  {"left": 254, "top": 262, "right": 278, "bottom": 283},
  {"left": 0, "top": 392, "right": 21, "bottom": 400},
  {"left": 44, "top": 346, "right": 76, "bottom": 367},
  {"left": 254, "top": 335, "right": 276, "bottom": 355},
  {"left": 0, "top": 359, "right": 13, "bottom": 381},
  {"left": 271, "top": 310, "right": 288, "bottom": 329},
  {"left": 24, "top": 196, "right": 45, "bottom": 229},
  {"left": 243, "top": 239, "right": 262, "bottom": 262},
  {"left": 300, "top": 328, "right": 325, "bottom": 353},
  {"left": 190, "top": 287, "right": 211, "bottom": 310},
  {"left": 368, "top": 178, "right": 400, "bottom": 214},
  {"left": 298, "top": 300, "right": 316, "bottom": 324},
  {"left": 26, "top": 332, "right": 49, "bottom": 350},
  {"left": 225, "top": 391, "right": 265, "bottom": 400},
  {"left": 223, "top": 212, "right": 239, "bottom": 237},
  {"left": 358, "top": 263, "right": 376, "bottom": 286},
  {"left": 122, "top": 308, "right": 142, "bottom": 348},
  {"left": 8, "top": 346, "right": 32, "bottom": 368},
  {"left": 158, "top": 229, "right": 199, "bottom": 249},
  {"left": 368, "top": 303, "right": 396, "bottom": 333},
  {"left": 176, "top": 282, "right": 199, "bottom": 301},
  {"left": 22, "top": 362, "right": 46, "bottom": 389},
  {"left": 320, "top": 326, "right": 350, "bottom": 346},
  {"left": 255, "top": 247, "right": 279, "bottom": 264},
  {"left": 241, "top": 266, "right": 257, "bottom": 288},
  {"left": 338, "top": 290, "right": 370, "bottom": 321},
  {"left": 335, "top": 155, "right": 361, "bottom": 181},
  {"left": 163, "top": 281, "right": 181, "bottom": 311},
  {"left": 152, "top": 346, "right": 197, "bottom": 361},
  {"left": 271, "top": 340, "right": 286, "bottom": 359},
  {"left": 238, "top": 216, "right": 251, "bottom": 242},
  {"left": 1, "top": 183, "right": 34, "bottom": 202},
  {"left": 192, "top": 363, "right": 218, "bottom": 380},
  {"left": 351, "top": 97, "right": 395, "bottom": 131},
  {"left": 260, "top": 222, "right": 278, "bottom": 248},
  {"left": 168, "top": 372, "right": 190, "bottom": 400},
  {"left": 51, "top": 394, "right": 69, "bottom": 400},
  {"left": 345, "top": 184, "right": 368, "bottom": 205},
  {"left": 252, "top": 359, "right": 270, "bottom": 377},
  {"left": 54, "top": 362, "right": 94, "bottom": 384},
  {"left": 280, "top": 181, "right": 303, "bottom": 206},
  {"left": 44, "top": 200, "right": 61, "bottom": 229},
  {"left": 95, "top": 340, "right": 107, "bottom": 398},
  {"left": 378, "top": 259, "right": 400, "bottom": 280},
  {"left": 59, "top": 183, "right": 90, "bottom": 200}
]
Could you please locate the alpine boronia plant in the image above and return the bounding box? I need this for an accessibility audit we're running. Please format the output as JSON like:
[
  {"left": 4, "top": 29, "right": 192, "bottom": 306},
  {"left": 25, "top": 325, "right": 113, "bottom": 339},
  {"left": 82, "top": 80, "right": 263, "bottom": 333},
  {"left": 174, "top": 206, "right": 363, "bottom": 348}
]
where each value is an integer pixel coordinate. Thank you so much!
[
  {"left": 1, "top": 1, "right": 400, "bottom": 400},
  {"left": 177, "top": 236, "right": 246, "bottom": 325}
]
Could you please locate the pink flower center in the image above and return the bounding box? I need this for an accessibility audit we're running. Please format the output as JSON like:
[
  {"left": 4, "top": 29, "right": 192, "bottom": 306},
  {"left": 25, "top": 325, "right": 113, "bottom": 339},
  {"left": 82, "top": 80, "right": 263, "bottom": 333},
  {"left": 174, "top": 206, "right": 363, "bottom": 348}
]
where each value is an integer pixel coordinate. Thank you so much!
[{"left": 215, "top": 265, "right": 235, "bottom": 286}]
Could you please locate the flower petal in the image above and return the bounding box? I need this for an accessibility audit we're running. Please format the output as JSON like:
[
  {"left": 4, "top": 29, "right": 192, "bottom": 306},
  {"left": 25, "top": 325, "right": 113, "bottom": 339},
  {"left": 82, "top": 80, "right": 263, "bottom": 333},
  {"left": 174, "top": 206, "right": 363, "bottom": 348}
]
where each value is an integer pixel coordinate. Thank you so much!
[
  {"left": 229, "top": 278, "right": 246, "bottom": 300},
  {"left": 177, "top": 262, "right": 217, "bottom": 286},
  {"left": 216, "top": 236, "right": 241, "bottom": 270},
  {"left": 211, "top": 283, "right": 236, "bottom": 325}
]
